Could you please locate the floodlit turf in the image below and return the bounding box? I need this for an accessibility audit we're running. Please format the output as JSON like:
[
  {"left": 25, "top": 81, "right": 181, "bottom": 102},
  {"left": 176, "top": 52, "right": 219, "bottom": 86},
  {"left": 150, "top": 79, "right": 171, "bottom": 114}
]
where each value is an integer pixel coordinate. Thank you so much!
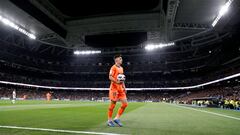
[{"left": 0, "top": 100, "right": 239, "bottom": 135}]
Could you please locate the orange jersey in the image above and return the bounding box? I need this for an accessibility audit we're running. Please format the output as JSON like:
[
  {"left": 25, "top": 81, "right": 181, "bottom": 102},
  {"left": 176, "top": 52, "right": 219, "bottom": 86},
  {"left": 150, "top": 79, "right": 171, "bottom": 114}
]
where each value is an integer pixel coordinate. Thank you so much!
[
  {"left": 109, "top": 64, "right": 124, "bottom": 92},
  {"left": 46, "top": 93, "right": 51, "bottom": 98}
]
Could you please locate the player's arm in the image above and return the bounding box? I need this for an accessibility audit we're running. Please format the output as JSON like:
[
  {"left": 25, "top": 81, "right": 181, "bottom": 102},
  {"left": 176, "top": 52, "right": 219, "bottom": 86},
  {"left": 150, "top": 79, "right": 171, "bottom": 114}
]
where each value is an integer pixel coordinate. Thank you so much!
[
  {"left": 122, "top": 81, "right": 127, "bottom": 93},
  {"left": 122, "top": 69, "right": 126, "bottom": 91},
  {"left": 122, "top": 81, "right": 126, "bottom": 89},
  {"left": 109, "top": 67, "right": 121, "bottom": 84},
  {"left": 109, "top": 74, "right": 121, "bottom": 84}
]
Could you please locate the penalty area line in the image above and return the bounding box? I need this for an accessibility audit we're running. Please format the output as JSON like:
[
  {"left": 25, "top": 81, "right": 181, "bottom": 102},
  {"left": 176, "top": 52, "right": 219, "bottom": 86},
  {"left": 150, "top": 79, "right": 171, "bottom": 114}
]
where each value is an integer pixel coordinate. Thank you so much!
[{"left": 0, "top": 125, "right": 128, "bottom": 135}]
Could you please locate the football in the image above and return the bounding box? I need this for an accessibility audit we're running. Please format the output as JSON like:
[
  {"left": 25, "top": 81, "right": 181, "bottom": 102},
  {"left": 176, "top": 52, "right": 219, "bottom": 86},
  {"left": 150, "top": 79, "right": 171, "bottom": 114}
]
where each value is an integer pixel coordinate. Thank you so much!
[{"left": 117, "top": 74, "right": 126, "bottom": 82}]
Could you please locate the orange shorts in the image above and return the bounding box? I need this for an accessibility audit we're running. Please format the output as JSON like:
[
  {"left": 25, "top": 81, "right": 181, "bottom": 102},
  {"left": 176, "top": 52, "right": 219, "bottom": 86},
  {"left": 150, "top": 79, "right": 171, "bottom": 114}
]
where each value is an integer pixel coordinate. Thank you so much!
[{"left": 109, "top": 90, "right": 127, "bottom": 101}]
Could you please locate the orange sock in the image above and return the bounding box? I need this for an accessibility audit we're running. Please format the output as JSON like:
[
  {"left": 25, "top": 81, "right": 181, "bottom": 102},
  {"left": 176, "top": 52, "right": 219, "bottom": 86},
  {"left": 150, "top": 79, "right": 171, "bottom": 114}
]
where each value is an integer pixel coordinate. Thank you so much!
[
  {"left": 115, "top": 103, "right": 128, "bottom": 119},
  {"left": 108, "top": 103, "right": 116, "bottom": 120}
]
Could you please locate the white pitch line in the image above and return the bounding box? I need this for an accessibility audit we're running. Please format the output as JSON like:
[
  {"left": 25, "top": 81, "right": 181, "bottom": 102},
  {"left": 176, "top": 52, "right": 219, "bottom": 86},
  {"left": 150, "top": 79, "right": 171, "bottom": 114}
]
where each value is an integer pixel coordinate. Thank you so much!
[
  {"left": 167, "top": 103, "right": 240, "bottom": 121},
  {"left": 0, "top": 125, "right": 127, "bottom": 135}
]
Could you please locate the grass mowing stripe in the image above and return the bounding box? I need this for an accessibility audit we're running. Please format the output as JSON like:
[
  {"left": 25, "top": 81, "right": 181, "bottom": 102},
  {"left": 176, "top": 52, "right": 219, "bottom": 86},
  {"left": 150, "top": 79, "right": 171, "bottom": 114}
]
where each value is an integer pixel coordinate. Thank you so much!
[
  {"left": 1, "top": 102, "right": 239, "bottom": 135},
  {"left": 0, "top": 100, "right": 91, "bottom": 106},
  {"left": 0, "top": 125, "right": 128, "bottom": 135},
  {"left": 0, "top": 103, "right": 106, "bottom": 111},
  {"left": 167, "top": 103, "right": 240, "bottom": 121}
]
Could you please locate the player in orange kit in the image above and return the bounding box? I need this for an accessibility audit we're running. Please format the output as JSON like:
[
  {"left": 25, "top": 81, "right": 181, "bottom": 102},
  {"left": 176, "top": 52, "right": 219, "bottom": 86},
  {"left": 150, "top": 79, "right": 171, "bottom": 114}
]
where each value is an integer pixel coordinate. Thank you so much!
[
  {"left": 107, "top": 54, "right": 128, "bottom": 127},
  {"left": 46, "top": 92, "right": 51, "bottom": 102}
]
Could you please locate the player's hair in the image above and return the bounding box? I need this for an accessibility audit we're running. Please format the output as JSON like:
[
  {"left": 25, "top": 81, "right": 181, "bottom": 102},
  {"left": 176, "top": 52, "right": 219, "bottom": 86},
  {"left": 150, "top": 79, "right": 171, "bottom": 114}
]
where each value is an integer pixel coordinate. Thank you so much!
[{"left": 113, "top": 54, "right": 122, "bottom": 60}]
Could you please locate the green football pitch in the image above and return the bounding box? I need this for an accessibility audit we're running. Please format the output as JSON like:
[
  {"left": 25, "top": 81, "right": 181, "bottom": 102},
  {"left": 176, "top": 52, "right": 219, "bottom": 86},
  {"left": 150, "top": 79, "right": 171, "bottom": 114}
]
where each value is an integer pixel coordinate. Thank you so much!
[{"left": 0, "top": 100, "right": 239, "bottom": 135}]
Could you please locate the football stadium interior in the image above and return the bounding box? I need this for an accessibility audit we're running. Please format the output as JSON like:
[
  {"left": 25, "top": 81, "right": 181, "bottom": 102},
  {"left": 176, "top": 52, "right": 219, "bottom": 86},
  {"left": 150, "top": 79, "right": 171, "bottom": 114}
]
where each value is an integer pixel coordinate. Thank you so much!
[{"left": 0, "top": 0, "right": 239, "bottom": 135}]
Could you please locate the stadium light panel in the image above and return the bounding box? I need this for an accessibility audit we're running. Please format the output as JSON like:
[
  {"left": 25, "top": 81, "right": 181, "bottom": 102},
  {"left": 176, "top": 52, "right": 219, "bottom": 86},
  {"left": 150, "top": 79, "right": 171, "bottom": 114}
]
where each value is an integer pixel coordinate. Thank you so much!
[
  {"left": 212, "top": 0, "right": 233, "bottom": 27},
  {"left": 145, "top": 42, "right": 175, "bottom": 51},
  {"left": 74, "top": 50, "right": 101, "bottom": 55},
  {"left": 0, "top": 14, "right": 36, "bottom": 39}
]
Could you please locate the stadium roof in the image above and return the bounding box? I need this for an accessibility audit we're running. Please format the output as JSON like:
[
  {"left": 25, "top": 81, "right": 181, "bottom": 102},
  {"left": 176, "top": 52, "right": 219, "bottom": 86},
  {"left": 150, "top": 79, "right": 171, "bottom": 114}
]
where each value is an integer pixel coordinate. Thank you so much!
[
  {"left": 0, "top": 0, "right": 238, "bottom": 49},
  {"left": 48, "top": 0, "right": 160, "bottom": 19}
]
